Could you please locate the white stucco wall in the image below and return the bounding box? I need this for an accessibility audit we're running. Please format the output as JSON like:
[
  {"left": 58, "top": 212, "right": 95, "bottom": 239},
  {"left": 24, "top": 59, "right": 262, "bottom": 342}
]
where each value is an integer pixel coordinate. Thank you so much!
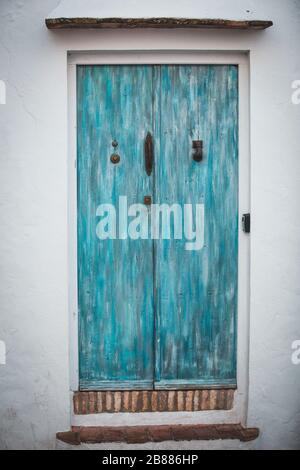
[{"left": 0, "top": 0, "right": 299, "bottom": 450}]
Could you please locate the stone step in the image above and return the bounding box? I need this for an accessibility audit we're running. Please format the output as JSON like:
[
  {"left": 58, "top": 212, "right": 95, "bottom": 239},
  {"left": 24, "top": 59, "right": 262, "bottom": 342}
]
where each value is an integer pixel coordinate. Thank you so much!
[{"left": 57, "top": 424, "right": 259, "bottom": 446}]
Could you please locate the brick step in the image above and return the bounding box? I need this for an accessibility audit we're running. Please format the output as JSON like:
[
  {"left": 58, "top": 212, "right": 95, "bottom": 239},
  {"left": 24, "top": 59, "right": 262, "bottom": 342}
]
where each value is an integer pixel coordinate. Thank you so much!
[
  {"left": 74, "top": 389, "right": 235, "bottom": 414},
  {"left": 57, "top": 424, "right": 259, "bottom": 446}
]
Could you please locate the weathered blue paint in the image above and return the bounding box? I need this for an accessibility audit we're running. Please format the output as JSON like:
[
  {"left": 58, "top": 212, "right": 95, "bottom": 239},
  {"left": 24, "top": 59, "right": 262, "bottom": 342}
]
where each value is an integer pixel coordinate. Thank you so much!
[
  {"left": 77, "top": 66, "right": 155, "bottom": 389},
  {"left": 155, "top": 65, "right": 238, "bottom": 388},
  {"left": 77, "top": 65, "right": 238, "bottom": 390}
]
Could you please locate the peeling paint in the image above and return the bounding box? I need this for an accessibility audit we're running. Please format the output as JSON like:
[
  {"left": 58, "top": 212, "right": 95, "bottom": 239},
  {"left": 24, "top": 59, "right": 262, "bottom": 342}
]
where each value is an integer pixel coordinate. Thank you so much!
[{"left": 0, "top": 0, "right": 300, "bottom": 451}]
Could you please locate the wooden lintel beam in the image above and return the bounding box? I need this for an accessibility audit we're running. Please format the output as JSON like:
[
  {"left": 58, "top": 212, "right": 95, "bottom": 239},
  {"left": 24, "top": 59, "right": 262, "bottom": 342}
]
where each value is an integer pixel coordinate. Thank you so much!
[{"left": 46, "top": 17, "right": 273, "bottom": 31}]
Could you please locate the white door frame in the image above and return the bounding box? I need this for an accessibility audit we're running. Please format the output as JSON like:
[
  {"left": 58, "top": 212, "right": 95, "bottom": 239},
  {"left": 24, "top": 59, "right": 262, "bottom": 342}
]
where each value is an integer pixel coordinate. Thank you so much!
[{"left": 68, "top": 50, "right": 250, "bottom": 427}]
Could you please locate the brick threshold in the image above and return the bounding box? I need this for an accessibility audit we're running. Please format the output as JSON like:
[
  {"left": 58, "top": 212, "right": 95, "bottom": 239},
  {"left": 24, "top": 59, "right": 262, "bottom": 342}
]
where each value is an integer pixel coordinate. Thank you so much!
[
  {"left": 74, "top": 389, "right": 235, "bottom": 414},
  {"left": 57, "top": 424, "right": 259, "bottom": 446}
]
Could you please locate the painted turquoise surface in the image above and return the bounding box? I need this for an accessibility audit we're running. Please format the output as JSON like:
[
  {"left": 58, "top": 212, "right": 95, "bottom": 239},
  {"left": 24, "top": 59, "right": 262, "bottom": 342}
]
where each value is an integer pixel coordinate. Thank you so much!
[
  {"left": 77, "top": 66, "right": 155, "bottom": 389},
  {"left": 77, "top": 65, "right": 238, "bottom": 390},
  {"left": 155, "top": 66, "right": 238, "bottom": 387}
]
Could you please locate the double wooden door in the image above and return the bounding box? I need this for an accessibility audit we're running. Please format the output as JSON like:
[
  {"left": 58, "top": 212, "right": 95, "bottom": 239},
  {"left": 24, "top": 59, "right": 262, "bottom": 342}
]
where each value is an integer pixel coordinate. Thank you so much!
[{"left": 77, "top": 65, "right": 238, "bottom": 390}]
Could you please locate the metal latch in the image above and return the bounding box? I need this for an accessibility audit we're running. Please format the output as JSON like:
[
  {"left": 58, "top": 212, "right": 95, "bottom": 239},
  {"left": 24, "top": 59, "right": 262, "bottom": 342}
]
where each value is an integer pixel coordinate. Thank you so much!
[{"left": 242, "top": 213, "right": 251, "bottom": 233}]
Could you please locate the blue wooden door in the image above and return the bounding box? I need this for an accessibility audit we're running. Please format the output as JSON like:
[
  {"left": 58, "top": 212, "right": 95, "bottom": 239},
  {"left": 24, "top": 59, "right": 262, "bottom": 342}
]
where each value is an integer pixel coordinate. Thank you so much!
[
  {"left": 77, "top": 65, "right": 238, "bottom": 391},
  {"left": 154, "top": 66, "right": 238, "bottom": 389},
  {"left": 77, "top": 66, "right": 156, "bottom": 390}
]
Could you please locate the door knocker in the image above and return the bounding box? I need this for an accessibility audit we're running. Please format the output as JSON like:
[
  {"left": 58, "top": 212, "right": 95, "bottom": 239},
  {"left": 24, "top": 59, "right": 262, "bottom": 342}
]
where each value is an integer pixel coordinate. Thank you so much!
[{"left": 110, "top": 140, "right": 120, "bottom": 164}]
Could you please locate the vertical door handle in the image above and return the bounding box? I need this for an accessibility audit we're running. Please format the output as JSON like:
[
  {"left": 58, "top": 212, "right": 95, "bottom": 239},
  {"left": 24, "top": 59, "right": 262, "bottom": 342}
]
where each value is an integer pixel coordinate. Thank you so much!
[
  {"left": 192, "top": 140, "right": 203, "bottom": 162},
  {"left": 145, "top": 132, "right": 154, "bottom": 176}
]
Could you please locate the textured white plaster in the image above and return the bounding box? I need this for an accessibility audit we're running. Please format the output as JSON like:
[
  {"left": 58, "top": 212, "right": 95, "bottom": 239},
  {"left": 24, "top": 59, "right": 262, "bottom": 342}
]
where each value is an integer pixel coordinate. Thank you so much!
[
  {"left": 47, "top": 0, "right": 271, "bottom": 21},
  {"left": 0, "top": 0, "right": 299, "bottom": 450}
]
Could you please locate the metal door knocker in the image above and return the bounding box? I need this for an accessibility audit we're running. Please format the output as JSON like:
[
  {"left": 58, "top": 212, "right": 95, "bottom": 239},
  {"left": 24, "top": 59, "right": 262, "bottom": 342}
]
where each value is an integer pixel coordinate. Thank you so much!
[{"left": 110, "top": 140, "right": 120, "bottom": 164}]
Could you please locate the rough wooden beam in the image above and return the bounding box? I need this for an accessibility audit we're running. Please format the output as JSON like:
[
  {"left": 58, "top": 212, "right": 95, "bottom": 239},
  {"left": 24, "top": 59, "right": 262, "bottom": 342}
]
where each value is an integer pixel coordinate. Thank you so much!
[
  {"left": 56, "top": 424, "right": 260, "bottom": 444},
  {"left": 46, "top": 17, "right": 273, "bottom": 30}
]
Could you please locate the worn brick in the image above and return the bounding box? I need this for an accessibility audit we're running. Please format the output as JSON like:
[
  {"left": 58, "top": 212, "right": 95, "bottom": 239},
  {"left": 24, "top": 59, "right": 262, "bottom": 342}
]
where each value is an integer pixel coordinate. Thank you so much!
[
  {"left": 209, "top": 389, "right": 218, "bottom": 410},
  {"left": 193, "top": 425, "right": 219, "bottom": 440},
  {"left": 131, "top": 391, "right": 139, "bottom": 412},
  {"left": 56, "top": 431, "right": 81, "bottom": 446},
  {"left": 158, "top": 391, "right": 168, "bottom": 411},
  {"left": 228, "top": 389, "right": 235, "bottom": 408},
  {"left": 201, "top": 389, "right": 210, "bottom": 410},
  {"left": 185, "top": 391, "right": 194, "bottom": 411},
  {"left": 73, "top": 389, "right": 235, "bottom": 414},
  {"left": 80, "top": 392, "right": 87, "bottom": 414},
  {"left": 172, "top": 425, "right": 197, "bottom": 441},
  {"left": 105, "top": 392, "right": 113, "bottom": 412},
  {"left": 103, "top": 428, "right": 126, "bottom": 442},
  {"left": 114, "top": 391, "right": 122, "bottom": 412},
  {"left": 89, "top": 392, "right": 96, "bottom": 413},
  {"left": 240, "top": 427, "right": 260, "bottom": 442},
  {"left": 125, "top": 426, "right": 149, "bottom": 444},
  {"left": 96, "top": 392, "right": 103, "bottom": 413},
  {"left": 216, "top": 389, "right": 225, "bottom": 409},
  {"left": 73, "top": 394, "right": 80, "bottom": 415},
  {"left": 167, "top": 391, "right": 175, "bottom": 411},
  {"left": 177, "top": 391, "right": 185, "bottom": 411},
  {"left": 62, "top": 424, "right": 259, "bottom": 444},
  {"left": 81, "top": 427, "right": 125, "bottom": 443},
  {"left": 79, "top": 427, "right": 106, "bottom": 443},
  {"left": 122, "top": 391, "right": 130, "bottom": 412},
  {"left": 151, "top": 391, "right": 158, "bottom": 411},
  {"left": 215, "top": 424, "right": 243, "bottom": 440},
  {"left": 149, "top": 425, "right": 173, "bottom": 442},
  {"left": 142, "top": 391, "right": 150, "bottom": 412},
  {"left": 193, "top": 390, "right": 200, "bottom": 410}
]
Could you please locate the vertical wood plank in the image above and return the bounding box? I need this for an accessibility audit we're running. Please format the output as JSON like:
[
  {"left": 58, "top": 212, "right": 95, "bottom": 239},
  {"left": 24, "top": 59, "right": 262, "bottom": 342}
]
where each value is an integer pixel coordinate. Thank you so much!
[
  {"left": 77, "top": 65, "right": 155, "bottom": 389},
  {"left": 155, "top": 65, "right": 238, "bottom": 388}
]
